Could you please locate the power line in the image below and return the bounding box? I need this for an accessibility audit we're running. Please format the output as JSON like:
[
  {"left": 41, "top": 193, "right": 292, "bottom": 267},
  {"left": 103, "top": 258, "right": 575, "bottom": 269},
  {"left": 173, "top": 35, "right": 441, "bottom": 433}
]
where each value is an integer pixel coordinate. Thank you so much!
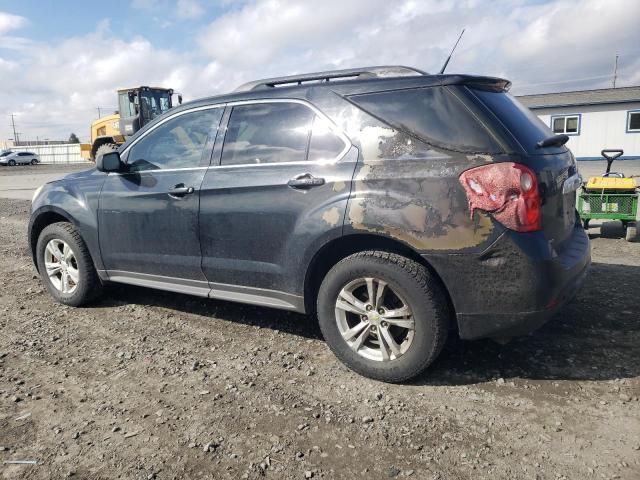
[
  {"left": 9, "top": 114, "right": 18, "bottom": 143},
  {"left": 514, "top": 73, "right": 615, "bottom": 89}
]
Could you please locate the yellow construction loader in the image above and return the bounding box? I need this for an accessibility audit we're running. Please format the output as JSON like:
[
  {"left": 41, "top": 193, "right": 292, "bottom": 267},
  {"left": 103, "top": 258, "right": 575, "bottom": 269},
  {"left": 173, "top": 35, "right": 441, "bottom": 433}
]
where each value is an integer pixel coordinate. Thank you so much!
[{"left": 83, "top": 86, "right": 181, "bottom": 160}]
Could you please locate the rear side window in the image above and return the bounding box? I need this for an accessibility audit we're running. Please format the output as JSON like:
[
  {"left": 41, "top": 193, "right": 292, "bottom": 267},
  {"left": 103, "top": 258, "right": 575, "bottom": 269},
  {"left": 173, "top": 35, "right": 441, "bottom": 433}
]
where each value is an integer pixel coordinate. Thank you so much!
[
  {"left": 221, "top": 103, "right": 314, "bottom": 165},
  {"left": 308, "top": 116, "right": 347, "bottom": 162},
  {"left": 348, "top": 86, "right": 502, "bottom": 153},
  {"left": 470, "top": 88, "right": 564, "bottom": 153}
]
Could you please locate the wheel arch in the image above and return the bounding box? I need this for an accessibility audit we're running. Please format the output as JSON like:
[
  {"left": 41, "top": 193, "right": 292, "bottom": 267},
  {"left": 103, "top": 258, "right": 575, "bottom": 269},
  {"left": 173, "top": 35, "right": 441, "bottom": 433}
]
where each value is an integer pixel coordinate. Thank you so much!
[
  {"left": 303, "top": 233, "right": 456, "bottom": 329},
  {"left": 29, "top": 207, "right": 78, "bottom": 271}
]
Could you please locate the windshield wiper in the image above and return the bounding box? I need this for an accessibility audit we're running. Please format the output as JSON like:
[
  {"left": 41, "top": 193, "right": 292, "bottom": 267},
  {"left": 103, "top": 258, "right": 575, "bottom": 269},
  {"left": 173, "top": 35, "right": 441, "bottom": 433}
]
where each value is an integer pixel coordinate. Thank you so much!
[{"left": 537, "top": 134, "right": 569, "bottom": 148}]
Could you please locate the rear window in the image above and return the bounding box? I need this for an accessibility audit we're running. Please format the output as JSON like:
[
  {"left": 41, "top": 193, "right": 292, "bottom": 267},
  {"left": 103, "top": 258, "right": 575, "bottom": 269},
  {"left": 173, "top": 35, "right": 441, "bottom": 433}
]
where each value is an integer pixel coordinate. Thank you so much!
[
  {"left": 348, "top": 86, "right": 502, "bottom": 153},
  {"left": 470, "top": 88, "right": 565, "bottom": 154}
]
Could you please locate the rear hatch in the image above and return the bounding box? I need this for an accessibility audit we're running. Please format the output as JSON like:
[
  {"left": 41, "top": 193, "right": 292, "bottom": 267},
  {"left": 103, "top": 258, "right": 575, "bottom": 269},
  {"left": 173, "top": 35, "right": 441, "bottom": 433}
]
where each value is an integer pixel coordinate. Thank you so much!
[{"left": 468, "top": 87, "right": 579, "bottom": 247}]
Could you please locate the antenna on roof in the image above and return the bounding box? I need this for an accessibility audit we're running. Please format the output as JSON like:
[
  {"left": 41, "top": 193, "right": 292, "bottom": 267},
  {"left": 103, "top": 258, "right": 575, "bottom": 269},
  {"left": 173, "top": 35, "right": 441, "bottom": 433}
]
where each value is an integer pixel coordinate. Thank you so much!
[{"left": 439, "top": 28, "right": 465, "bottom": 75}]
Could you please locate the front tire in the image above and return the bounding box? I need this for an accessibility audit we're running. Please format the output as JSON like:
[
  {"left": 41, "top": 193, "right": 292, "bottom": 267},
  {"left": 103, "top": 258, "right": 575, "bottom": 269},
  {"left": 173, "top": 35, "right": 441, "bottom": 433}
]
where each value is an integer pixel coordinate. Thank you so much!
[
  {"left": 31, "top": 159, "right": 38, "bottom": 165},
  {"left": 8, "top": 159, "right": 15, "bottom": 166},
  {"left": 36, "top": 222, "right": 102, "bottom": 306},
  {"left": 626, "top": 223, "right": 638, "bottom": 242},
  {"left": 317, "top": 251, "right": 449, "bottom": 383}
]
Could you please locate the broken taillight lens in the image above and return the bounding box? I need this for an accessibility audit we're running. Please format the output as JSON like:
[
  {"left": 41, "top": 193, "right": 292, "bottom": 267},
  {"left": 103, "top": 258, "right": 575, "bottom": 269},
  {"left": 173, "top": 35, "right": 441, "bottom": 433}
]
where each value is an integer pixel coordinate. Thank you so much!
[{"left": 459, "top": 162, "right": 541, "bottom": 232}]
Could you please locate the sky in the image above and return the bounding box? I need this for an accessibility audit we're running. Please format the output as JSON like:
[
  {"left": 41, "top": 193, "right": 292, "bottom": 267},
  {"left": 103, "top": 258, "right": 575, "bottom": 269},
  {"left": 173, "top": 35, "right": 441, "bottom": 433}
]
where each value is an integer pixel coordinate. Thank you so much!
[{"left": 0, "top": 0, "right": 638, "bottom": 143}]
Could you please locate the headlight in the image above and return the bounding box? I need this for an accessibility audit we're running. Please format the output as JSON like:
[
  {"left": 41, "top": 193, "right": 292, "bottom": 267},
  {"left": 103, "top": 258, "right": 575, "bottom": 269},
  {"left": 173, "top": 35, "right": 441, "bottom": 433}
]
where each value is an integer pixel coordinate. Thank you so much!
[{"left": 32, "top": 184, "right": 44, "bottom": 202}]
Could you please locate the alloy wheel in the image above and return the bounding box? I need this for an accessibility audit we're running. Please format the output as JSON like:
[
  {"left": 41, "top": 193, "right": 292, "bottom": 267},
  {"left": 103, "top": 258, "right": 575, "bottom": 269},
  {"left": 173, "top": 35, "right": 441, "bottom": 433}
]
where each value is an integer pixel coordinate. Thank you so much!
[
  {"left": 334, "top": 277, "right": 415, "bottom": 362},
  {"left": 44, "top": 239, "right": 79, "bottom": 294}
]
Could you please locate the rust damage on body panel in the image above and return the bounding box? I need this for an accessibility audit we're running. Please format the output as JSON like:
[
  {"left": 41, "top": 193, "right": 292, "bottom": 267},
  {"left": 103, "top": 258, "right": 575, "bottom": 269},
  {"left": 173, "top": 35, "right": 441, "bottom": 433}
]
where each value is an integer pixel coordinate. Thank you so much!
[
  {"left": 347, "top": 128, "right": 496, "bottom": 251},
  {"left": 322, "top": 207, "right": 341, "bottom": 227},
  {"left": 332, "top": 181, "right": 346, "bottom": 192}
]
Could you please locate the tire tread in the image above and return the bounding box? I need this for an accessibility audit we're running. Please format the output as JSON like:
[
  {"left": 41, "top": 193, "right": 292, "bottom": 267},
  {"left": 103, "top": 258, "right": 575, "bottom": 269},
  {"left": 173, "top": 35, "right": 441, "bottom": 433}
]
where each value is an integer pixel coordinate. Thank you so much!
[
  {"left": 37, "top": 222, "right": 102, "bottom": 305},
  {"left": 318, "top": 250, "right": 449, "bottom": 382}
]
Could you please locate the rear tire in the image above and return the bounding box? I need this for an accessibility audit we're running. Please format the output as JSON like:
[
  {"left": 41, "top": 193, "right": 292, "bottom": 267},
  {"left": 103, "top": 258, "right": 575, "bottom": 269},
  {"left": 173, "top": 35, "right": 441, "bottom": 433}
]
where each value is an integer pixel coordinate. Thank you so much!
[
  {"left": 317, "top": 251, "right": 449, "bottom": 383},
  {"left": 31, "top": 159, "right": 37, "bottom": 165},
  {"left": 36, "top": 222, "right": 103, "bottom": 306},
  {"left": 625, "top": 223, "right": 638, "bottom": 242}
]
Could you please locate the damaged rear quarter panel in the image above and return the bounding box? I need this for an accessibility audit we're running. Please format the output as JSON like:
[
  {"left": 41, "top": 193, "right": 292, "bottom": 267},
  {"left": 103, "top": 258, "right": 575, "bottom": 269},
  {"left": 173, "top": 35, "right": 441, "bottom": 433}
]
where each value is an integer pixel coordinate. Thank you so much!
[{"left": 333, "top": 103, "right": 505, "bottom": 254}]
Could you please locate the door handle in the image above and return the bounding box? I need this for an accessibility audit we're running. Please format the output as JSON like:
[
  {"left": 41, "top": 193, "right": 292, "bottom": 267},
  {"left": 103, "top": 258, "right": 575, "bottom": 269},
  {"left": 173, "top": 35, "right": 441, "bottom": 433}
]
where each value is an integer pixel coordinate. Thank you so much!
[
  {"left": 287, "top": 173, "right": 325, "bottom": 190},
  {"left": 168, "top": 184, "right": 195, "bottom": 198}
]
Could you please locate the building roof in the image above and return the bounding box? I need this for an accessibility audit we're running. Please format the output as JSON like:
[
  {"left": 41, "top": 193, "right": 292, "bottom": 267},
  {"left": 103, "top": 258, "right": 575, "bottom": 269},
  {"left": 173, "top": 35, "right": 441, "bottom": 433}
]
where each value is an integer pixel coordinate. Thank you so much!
[{"left": 517, "top": 85, "right": 640, "bottom": 109}]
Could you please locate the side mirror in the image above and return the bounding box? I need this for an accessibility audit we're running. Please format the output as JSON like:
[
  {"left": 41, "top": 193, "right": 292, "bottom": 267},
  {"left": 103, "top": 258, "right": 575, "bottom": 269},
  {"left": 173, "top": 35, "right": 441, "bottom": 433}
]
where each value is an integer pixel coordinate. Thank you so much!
[
  {"left": 96, "top": 151, "right": 122, "bottom": 173},
  {"left": 178, "top": 95, "right": 183, "bottom": 105}
]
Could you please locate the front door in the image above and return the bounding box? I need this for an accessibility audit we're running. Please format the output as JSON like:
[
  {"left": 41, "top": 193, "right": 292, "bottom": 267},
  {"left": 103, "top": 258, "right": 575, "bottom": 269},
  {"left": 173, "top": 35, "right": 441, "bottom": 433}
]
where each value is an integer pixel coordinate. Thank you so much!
[
  {"left": 98, "top": 106, "right": 223, "bottom": 289},
  {"left": 199, "top": 100, "right": 357, "bottom": 302}
]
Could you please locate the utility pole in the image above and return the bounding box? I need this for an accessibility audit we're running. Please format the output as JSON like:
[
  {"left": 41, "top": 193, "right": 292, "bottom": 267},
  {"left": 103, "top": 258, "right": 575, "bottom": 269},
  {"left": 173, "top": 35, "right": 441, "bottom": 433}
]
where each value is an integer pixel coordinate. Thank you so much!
[
  {"left": 613, "top": 54, "right": 619, "bottom": 88},
  {"left": 9, "top": 114, "right": 17, "bottom": 145},
  {"left": 97, "top": 107, "right": 102, "bottom": 118}
]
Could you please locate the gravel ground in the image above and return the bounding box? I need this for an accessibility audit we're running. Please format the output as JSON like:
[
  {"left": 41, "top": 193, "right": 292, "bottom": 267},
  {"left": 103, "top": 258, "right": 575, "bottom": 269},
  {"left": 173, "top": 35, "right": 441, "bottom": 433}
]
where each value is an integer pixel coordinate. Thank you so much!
[{"left": 0, "top": 173, "right": 639, "bottom": 479}]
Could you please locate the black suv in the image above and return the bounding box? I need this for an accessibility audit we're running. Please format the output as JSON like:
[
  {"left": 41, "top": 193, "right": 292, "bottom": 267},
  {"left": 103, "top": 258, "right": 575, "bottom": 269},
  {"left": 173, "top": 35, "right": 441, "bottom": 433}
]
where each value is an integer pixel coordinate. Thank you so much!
[{"left": 29, "top": 66, "right": 590, "bottom": 382}]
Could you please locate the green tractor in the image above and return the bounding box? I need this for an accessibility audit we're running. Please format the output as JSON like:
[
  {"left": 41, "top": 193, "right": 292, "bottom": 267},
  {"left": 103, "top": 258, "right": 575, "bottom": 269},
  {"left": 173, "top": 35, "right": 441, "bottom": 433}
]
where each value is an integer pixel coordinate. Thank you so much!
[{"left": 577, "top": 149, "right": 638, "bottom": 242}]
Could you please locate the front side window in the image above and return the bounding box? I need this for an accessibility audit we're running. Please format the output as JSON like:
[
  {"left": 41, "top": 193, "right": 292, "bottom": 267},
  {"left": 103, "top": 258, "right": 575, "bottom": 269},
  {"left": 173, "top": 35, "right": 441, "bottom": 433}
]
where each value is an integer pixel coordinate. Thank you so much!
[
  {"left": 127, "top": 108, "right": 222, "bottom": 172},
  {"left": 627, "top": 111, "right": 640, "bottom": 132},
  {"left": 118, "top": 92, "right": 137, "bottom": 118},
  {"left": 551, "top": 115, "right": 580, "bottom": 135},
  {"left": 221, "top": 102, "right": 314, "bottom": 166}
]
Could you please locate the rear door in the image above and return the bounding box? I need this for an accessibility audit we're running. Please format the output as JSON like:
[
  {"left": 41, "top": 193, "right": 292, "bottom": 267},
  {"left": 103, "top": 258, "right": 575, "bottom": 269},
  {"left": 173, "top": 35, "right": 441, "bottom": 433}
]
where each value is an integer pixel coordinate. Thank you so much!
[
  {"left": 98, "top": 106, "right": 223, "bottom": 288},
  {"left": 18, "top": 152, "right": 33, "bottom": 164},
  {"left": 198, "top": 100, "right": 356, "bottom": 300}
]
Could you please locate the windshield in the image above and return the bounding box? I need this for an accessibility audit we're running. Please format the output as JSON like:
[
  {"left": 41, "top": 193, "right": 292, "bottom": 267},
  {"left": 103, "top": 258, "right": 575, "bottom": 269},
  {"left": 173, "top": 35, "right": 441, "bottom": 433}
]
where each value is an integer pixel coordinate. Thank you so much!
[
  {"left": 140, "top": 90, "right": 172, "bottom": 120},
  {"left": 0, "top": 151, "right": 11, "bottom": 157}
]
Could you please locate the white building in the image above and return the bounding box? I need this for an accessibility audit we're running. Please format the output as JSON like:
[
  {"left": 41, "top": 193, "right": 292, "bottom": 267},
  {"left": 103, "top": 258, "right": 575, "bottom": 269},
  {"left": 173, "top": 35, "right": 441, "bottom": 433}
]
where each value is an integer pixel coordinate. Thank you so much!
[{"left": 517, "top": 86, "right": 640, "bottom": 160}]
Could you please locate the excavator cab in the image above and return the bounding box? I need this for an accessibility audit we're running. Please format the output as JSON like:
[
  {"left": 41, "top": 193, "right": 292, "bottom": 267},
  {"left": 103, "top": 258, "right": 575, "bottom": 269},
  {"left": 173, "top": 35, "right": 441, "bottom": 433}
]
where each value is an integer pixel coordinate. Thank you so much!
[
  {"left": 117, "top": 86, "right": 182, "bottom": 137},
  {"left": 88, "top": 86, "right": 182, "bottom": 161}
]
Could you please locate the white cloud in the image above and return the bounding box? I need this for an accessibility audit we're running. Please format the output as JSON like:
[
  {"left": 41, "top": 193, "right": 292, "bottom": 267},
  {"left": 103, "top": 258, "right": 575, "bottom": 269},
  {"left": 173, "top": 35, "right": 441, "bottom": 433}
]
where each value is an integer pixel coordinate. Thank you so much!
[
  {"left": 197, "top": 0, "right": 376, "bottom": 67},
  {"left": 0, "top": 0, "right": 639, "bottom": 143},
  {"left": 196, "top": 0, "right": 640, "bottom": 93},
  {"left": 0, "top": 20, "right": 210, "bottom": 142},
  {"left": 0, "top": 11, "right": 27, "bottom": 35}
]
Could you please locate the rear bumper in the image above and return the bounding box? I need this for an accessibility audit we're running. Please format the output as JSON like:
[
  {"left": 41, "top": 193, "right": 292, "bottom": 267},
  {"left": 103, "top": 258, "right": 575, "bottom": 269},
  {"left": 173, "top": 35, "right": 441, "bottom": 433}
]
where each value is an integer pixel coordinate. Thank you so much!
[{"left": 425, "top": 224, "right": 591, "bottom": 340}]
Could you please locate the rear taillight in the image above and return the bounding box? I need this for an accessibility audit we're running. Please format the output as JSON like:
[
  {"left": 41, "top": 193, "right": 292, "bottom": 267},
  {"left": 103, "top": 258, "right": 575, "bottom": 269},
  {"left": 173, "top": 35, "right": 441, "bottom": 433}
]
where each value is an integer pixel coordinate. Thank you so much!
[{"left": 459, "top": 162, "right": 541, "bottom": 232}]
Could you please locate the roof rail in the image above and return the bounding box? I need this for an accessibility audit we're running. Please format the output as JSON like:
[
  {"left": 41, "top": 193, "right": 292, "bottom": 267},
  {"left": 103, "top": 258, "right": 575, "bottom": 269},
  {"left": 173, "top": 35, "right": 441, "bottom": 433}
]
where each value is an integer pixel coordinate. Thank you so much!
[{"left": 234, "top": 65, "right": 428, "bottom": 92}]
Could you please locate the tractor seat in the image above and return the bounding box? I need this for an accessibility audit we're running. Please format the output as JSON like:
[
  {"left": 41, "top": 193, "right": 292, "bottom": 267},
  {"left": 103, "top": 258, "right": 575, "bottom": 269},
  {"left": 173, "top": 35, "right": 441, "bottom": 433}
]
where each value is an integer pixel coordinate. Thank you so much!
[{"left": 585, "top": 176, "right": 637, "bottom": 191}]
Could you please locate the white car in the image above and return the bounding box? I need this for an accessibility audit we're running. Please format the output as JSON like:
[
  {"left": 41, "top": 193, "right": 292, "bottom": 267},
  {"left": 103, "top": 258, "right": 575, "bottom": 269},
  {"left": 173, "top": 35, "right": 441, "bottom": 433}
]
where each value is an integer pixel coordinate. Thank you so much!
[{"left": 0, "top": 151, "right": 40, "bottom": 166}]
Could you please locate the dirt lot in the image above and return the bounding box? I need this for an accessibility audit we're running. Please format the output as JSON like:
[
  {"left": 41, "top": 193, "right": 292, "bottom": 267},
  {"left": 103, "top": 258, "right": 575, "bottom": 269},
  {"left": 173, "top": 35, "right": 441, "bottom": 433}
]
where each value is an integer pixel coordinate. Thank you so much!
[{"left": 1, "top": 165, "right": 639, "bottom": 479}]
